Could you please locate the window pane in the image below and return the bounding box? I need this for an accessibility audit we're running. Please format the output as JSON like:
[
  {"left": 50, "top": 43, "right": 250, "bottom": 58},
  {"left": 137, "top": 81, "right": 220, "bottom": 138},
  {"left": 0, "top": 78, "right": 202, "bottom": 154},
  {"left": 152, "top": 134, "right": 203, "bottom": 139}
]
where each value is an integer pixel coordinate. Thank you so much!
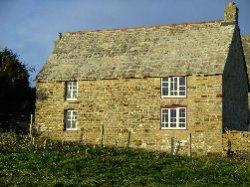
[
  {"left": 179, "top": 77, "right": 185, "bottom": 86},
  {"left": 165, "top": 122, "right": 169, "bottom": 128},
  {"left": 179, "top": 86, "right": 185, "bottom": 91},
  {"left": 162, "top": 77, "right": 168, "bottom": 82},
  {"left": 162, "top": 82, "right": 168, "bottom": 87},
  {"left": 170, "top": 122, "right": 176, "bottom": 127},
  {"left": 170, "top": 109, "right": 176, "bottom": 117},
  {"left": 73, "top": 90, "right": 77, "bottom": 98},
  {"left": 71, "top": 121, "right": 76, "bottom": 128},
  {"left": 179, "top": 91, "right": 185, "bottom": 96},
  {"left": 179, "top": 123, "right": 185, "bottom": 128},
  {"left": 174, "top": 78, "right": 177, "bottom": 90},
  {"left": 179, "top": 109, "right": 185, "bottom": 117},
  {"left": 179, "top": 118, "right": 185, "bottom": 123},
  {"left": 66, "top": 121, "right": 71, "bottom": 129},
  {"left": 170, "top": 118, "right": 176, "bottom": 122},
  {"left": 162, "top": 87, "right": 168, "bottom": 96}
]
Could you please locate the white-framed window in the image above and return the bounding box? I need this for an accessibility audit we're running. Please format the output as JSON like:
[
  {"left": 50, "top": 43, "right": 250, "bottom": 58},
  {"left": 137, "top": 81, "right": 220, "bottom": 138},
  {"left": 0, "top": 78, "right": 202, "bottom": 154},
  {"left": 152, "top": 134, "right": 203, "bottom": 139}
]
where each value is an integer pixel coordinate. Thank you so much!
[
  {"left": 65, "top": 109, "right": 77, "bottom": 130},
  {"left": 161, "top": 77, "right": 186, "bottom": 97},
  {"left": 161, "top": 107, "right": 186, "bottom": 129},
  {"left": 66, "top": 81, "right": 78, "bottom": 100}
]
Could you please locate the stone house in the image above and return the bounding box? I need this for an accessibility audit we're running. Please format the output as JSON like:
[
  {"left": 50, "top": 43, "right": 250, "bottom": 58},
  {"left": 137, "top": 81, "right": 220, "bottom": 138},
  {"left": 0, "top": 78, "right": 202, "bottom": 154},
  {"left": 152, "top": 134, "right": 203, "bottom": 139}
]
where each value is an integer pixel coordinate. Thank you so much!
[{"left": 35, "top": 3, "right": 249, "bottom": 155}]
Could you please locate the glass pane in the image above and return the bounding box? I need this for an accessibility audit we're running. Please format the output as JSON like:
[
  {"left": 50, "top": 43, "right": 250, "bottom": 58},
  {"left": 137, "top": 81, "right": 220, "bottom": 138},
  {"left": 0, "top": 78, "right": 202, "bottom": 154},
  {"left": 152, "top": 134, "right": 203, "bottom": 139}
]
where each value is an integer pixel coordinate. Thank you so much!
[
  {"left": 179, "top": 118, "right": 185, "bottom": 123},
  {"left": 170, "top": 122, "right": 176, "bottom": 127},
  {"left": 179, "top": 91, "right": 185, "bottom": 96},
  {"left": 66, "top": 120, "right": 71, "bottom": 129},
  {"left": 179, "top": 109, "right": 185, "bottom": 117},
  {"left": 162, "top": 87, "right": 168, "bottom": 96},
  {"left": 162, "top": 109, "right": 168, "bottom": 114},
  {"left": 73, "top": 90, "right": 77, "bottom": 98},
  {"left": 162, "top": 82, "right": 168, "bottom": 87},
  {"left": 170, "top": 118, "right": 176, "bottom": 122},
  {"left": 179, "top": 86, "right": 185, "bottom": 91},
  {"left": 171, "top": 82, "right": 174, "bottom": 90},
  {"left": 170, "top": 109, "right": 176, "bottom": 118},
  {"left": 161, "top": 122, "right": 164, "bottom": 128},
  {"left": 179, "top": 123, "right": 185, "bottom": 128},
  {"left": 71, "top": 121, "right": 76, "bottom": 128},
  {"left": 162, "top": 77, "right": 168, "bottom": 82},
  {"left": 66, "top": 91, "right": 71, "bottom": 98},
  {"left": 166, "top": 122, "right": 169, "bottom": 127},
  {"left": 174, "top": 78, "right": 177, "bottom": 90},
  {"left": 179, "top": 77, "right": 185, "bottom": 86}
]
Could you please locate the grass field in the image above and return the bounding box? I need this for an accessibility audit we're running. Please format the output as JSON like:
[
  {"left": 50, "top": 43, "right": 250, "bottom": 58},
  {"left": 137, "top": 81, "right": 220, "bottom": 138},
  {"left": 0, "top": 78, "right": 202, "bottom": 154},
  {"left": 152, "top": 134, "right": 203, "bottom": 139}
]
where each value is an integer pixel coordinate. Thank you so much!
[{"left": 0, "top": 132, "right": 249, "bottom": 186}]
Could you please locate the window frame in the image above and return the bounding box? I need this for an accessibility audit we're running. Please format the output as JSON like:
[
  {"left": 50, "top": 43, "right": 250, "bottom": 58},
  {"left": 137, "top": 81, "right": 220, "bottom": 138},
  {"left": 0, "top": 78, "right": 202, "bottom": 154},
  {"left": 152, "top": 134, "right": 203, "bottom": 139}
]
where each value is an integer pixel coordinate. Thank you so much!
[
  {"left": 64, "top": 109, "right": 78, "bottom": 131},
  {"left": 161, "top": 77, "right": 186, "bottom": 98},
  {"left": 65, "top": 81, "right": 78, "bottom": 101},
  {"left": 161, "top": 107, "right": 187, "bottom": 130}
]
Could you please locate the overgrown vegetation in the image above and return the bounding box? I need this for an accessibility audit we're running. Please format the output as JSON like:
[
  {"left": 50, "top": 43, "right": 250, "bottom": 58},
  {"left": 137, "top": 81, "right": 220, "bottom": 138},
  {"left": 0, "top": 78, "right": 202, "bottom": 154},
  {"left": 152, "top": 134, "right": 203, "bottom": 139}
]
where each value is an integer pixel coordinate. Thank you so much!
[
  {"left": 0, "top": 47, "right": 35, "bottom": 132},
  {"left": 0, "top": 133, "right": 249, "bottom": 186}
]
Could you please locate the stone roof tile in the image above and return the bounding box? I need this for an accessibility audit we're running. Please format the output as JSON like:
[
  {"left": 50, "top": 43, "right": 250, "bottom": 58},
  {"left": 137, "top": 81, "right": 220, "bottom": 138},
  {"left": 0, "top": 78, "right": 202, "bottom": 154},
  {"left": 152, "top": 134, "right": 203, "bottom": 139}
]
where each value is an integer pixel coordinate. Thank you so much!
[{"left": 37, "top": 20, "right": 235, "bottom": 81}]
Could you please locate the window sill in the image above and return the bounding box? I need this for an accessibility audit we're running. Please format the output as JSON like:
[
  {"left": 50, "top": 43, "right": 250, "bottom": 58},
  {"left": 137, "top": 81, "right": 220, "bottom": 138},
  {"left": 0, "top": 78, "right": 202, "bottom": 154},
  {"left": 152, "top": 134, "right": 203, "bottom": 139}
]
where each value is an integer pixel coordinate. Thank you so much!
[
  {"left": 161, "top": 96, "right": 186, "bottom": 99},
  {"left": 161, "top": 128, "right": 187, "bottom": 130},
  {"left": 65, "top": 99, "right": 79, "bottom": 103},
  {"left": 65, "top": 129, "right": 79, "bottom": 132}
]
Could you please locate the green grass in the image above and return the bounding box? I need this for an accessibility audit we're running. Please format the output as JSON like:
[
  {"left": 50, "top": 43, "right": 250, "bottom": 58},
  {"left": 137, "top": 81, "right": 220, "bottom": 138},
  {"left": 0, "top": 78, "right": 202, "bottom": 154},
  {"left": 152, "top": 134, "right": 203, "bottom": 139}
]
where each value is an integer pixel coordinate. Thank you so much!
[{"left": 0, "top": 132, "right": 249, "bottom": 186}]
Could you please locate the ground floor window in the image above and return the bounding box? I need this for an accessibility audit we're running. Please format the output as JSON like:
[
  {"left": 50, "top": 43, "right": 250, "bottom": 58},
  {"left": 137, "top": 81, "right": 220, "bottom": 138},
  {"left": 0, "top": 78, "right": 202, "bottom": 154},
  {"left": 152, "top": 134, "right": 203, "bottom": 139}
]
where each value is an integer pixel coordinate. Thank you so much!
[
  {"left": 65, "top": 109, "right": 77, "bottom": 130},
  {"left": 161, "top": 107, "right": 186, "bottom": 129}
]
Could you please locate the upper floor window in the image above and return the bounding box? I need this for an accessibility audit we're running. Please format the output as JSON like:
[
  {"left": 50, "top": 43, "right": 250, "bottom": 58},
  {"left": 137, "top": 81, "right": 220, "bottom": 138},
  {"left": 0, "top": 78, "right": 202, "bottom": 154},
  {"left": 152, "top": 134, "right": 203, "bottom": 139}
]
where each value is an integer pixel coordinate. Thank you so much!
[
  {"left": 66, "top": 81, "right": 78, "bottom": 100},
  {"left": 161, "top": 107, "right": 186, "bottom": 129},
  {"left": 65, "top": 109, "right": 77, "bottom": 130},
  {"left": 161, "top": 77, "right": 186, "bottom": 97}
]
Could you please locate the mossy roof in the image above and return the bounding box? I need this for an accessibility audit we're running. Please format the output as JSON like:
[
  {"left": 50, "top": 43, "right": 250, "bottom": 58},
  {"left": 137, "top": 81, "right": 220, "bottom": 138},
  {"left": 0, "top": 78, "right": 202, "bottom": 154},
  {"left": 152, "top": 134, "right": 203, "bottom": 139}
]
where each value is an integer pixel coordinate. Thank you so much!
[{"left": 37, "top": 20, "right": 236, "bottom": 81}]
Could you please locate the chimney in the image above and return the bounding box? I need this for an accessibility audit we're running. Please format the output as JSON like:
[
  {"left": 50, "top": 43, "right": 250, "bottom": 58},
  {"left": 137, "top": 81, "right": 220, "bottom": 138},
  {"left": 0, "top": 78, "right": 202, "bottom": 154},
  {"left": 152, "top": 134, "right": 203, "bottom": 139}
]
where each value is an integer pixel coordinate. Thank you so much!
[{"left": 224, "top": 2, "right": 238, "bottom": 24}]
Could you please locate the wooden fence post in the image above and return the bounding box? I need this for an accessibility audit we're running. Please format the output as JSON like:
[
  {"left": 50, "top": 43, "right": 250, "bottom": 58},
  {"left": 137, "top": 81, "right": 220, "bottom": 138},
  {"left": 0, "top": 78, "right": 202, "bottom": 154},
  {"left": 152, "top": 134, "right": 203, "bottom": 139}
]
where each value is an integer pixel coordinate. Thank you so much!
[
  {"left": 30, "top": 114, "right": 33, "bottom": 138},
  {"left": 188, "top": 133, "right": 192, "bottom": 156},
  {"left": 100, "top": 124, "right": 104, "bottom": 147},
  {"left": 171, "top": 137, "right": 174, "bottom": 155},
  {"left": 126, "top": 131, "right": 131, "bottom": 148}
]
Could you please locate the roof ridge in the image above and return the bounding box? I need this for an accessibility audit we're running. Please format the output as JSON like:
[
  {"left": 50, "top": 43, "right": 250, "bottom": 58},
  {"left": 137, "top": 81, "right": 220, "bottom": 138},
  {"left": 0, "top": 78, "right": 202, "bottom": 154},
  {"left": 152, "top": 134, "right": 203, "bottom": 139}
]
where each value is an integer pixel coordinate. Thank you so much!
[
  {"left": 242, "top": 35, "right": 250, "bottom": 40},
  {"left": 64, "top": 19, "right": 223, "bottom": 34}
]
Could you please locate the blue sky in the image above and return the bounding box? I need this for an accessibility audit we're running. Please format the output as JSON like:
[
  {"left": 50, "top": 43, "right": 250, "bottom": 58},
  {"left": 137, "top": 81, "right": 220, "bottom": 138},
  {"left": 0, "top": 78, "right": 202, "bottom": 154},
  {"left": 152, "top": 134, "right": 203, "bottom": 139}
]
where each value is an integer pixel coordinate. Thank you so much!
[{"left": 0, "top": 0, "right": 250, "bottom": 86}]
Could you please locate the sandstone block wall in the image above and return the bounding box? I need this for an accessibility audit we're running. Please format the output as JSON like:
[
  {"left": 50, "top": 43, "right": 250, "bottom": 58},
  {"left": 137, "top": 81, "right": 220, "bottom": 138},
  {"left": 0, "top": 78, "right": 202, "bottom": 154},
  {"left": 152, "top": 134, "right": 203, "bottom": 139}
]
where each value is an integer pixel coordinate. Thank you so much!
[
  {"left": 35, "top": 75, "right": 223, "bottom": 155},
  {"left": 222, "top": 131, "right": 250, "bottom": 156}
]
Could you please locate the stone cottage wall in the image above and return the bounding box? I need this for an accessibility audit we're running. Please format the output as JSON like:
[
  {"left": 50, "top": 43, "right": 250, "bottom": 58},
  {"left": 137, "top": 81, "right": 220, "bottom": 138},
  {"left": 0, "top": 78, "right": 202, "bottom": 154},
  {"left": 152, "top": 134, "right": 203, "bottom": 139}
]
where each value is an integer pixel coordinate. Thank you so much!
[
  {"left": 222, "top": 27, "right": 249, "bottom": 131},
  {"left": 222, "top": 131, "right": 250, "bottom": 156},
  {"left": 35, "top": 75, "right": 223, "bottom": 155}
]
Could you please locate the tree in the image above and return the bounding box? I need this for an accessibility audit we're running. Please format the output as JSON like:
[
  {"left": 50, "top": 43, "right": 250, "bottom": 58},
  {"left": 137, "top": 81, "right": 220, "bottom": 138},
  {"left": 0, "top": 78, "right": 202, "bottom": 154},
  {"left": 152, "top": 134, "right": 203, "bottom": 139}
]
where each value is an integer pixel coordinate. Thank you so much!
[{"left": 0, "top": 47, "right": 35, "bottom": 131}]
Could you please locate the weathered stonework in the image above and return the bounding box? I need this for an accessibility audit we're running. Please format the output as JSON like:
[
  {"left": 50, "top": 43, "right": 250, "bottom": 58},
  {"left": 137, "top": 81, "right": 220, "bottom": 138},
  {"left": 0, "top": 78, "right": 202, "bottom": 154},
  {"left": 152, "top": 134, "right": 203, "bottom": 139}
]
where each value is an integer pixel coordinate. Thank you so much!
[
  {"left": 36, "top": 75, "right": 223, "bottom": 155},
  {"left": 222, "top": 131, "right": 250, "bottom": 156}
]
